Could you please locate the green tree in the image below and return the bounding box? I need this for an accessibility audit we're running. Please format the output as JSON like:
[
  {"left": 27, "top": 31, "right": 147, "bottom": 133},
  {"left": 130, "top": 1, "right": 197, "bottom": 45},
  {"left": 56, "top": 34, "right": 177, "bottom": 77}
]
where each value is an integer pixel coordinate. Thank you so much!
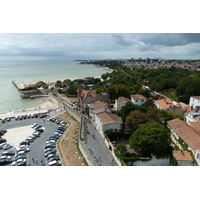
[
  {"left": 116, "top": 143, "right": 127, "bottom": 156},
  {"left": 125, "top": 110, "right": 146, "bottom": 134},
  {"left": 129, "top": 122, "right": 172, "bottom": 157}
]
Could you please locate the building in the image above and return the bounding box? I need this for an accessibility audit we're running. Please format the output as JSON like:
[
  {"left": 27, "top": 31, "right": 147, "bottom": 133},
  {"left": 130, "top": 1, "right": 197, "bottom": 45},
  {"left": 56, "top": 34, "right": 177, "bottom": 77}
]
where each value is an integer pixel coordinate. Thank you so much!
[
  {"left": 95, "top": 112, "right": 123, "bottom": 136},
  {"left": 76, "top": 87, "right": 109, "bottom": 112},
  {"left": 189, "top": 96, "right": 200, "bottom": 109},
  {"left": 172, "top": 150, "right": 194, "bottom": 166},
  {"left": 114, "top": 96, "right": 130, "bottom": 111},
  {"left": 130, "top": 94, "right": 146, "bottom": 106},
  {"left": 167, "top": 118, "right": 200, "bottom": 165}
]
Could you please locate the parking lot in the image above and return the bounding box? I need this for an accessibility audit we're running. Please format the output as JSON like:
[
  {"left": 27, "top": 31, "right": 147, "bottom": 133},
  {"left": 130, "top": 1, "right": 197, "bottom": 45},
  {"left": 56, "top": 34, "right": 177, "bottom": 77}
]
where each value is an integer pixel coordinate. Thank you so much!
[{"left": 0, "top": 112, "right": 69, "bottom": 166}]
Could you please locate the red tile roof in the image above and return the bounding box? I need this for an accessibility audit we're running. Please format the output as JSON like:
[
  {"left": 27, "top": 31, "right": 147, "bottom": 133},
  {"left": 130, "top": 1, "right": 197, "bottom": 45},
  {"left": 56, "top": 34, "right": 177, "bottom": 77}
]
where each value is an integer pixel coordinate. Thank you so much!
[
  {"left": 167, "top": 118, "right": 200, "bottom": 151},
  {"left": 189, "top": 122, "right": 200, "bottom": 132},
  {"left": 173, "top": 150, "right": 193, "bottom": 161},
  {"left": 96, "top": 112, "right": 122, "bottom": 124},
  {"left": 116, "top": 96, "right": 131, "bottom": 102},
  {"left": 155, "top": 98, "right": 174, "bottom": 109},
  {"left": 130, "top": 94, "right": 146, "bottom": 99}
]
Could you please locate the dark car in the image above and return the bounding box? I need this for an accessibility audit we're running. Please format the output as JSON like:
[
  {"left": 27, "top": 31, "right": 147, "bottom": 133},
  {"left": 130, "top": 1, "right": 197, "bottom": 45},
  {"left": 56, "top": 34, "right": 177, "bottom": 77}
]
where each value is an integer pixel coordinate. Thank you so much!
[
  {"left": 0, "top": 157, "right": 12, "bottom": 165},
  {"left": 44, "top": 149, "right": 56, "bottom": 157},
  {"left": 37, "top": 129, "right": 44, "bottom": 133},
  {"left": 0, "top": 137, "right": 6, "bottom": 144},
  {"left": 2, "top": 151, "right": 15, "bottom": 156},
  {"left": 14, "top": 154, "right": 26, "bottom": 161},
  {"left": 20, "top": 140, "right": 30, "bottom": 146},
  {"left": 45, "top": 143, "right": 56, "bottom": 149},
  {"left": 44, "top": 148, "right": 56, "bottom": 154}
]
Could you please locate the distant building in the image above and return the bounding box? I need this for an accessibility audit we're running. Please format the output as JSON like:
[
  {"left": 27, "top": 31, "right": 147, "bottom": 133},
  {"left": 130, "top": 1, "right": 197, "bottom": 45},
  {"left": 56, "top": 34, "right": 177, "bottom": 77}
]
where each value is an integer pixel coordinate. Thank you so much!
[
  {"left": 130, "top": 94, "right": 146, "bottom": 106},
  {"left": 189, "top": 96, "right": 200, "bottom": 109},
  {"left": 114, "top": 96, "right": 131, "bottom": 111},
  {"left": 76, "top": 87, "right": 109, "bottom": 112}
]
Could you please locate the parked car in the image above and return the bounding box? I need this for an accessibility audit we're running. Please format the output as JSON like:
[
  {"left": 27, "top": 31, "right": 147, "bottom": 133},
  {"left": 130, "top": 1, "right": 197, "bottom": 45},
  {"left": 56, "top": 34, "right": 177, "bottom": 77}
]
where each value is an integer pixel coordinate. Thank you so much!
[
  {"left": 3, "top": 143, "right": 12, "bottom": 150},
  {"left": 44, "top": 148, "right": 56, "bottom": 154},
  {"left": 0, "top": 157, "right": 12, "bottom": 165},
  {"left": 14, "top": 154, "right": 26, "bottom": 161},
  {"left": 16, "top": 146, "right": 30, "bottom": 152},
  {"left": 47, "top": 153, "right": 59, "bottom": 160},
  {"left": 20, "top": 140, "right": 30, "bottom": 146},
  {"left": 12, "top": 158, "right": 26, "bottom": 166},
  {"left": 0, "top": 137, "right": 6, "bottom": 144},
  {"left": 1, "top": 118, "right": 6, "bottom": 123},
  {"left": 34, "top": 124, "right": 42, "bottom": 130},
  {"left": 31, "top": 123, "right": 38, "bottom": 128},
  {"left": 45, "top": 143, "right": 56, "bottom": 149},
  {"left": 0, "top": 142, "right": 8, "bottom": 149},
  {"left": 47, "top": 156, "right": 60, "bottom": 162},
  {"left": 32, "top": 131, "right": 41, "bottom": 137},
  {"left": 2, "top": 151, "right": 15, "bottom": 156},
  {"left": 48, "top": 160, "right": 61, "bottom": 166}
]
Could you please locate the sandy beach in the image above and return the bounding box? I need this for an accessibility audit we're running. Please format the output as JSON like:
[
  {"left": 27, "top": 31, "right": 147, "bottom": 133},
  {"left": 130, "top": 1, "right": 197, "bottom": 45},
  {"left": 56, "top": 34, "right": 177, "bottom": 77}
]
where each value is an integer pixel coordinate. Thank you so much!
[{"left": 0, "top": 97, "right": 59, "bottom": 119}]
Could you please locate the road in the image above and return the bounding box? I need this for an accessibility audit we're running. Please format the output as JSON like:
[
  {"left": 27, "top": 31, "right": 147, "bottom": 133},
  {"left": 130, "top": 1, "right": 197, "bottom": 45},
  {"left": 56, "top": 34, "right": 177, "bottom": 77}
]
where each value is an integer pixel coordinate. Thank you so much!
[{"left": 84, "top": 119, "right": 117, "bottom": 166}]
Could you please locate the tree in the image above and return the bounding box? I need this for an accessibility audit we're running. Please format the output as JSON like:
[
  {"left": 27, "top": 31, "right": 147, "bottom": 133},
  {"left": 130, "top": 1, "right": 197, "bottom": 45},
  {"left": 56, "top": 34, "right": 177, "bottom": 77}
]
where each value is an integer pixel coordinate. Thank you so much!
[
  {"left": 125, "top": 110, "right": 147, "bottom": 134},
  {"left": 129, "top": 122, "right": 172, "bottom": 157},
  {"left": 116, "top": 143, "right": 127, "bottom": 156}
]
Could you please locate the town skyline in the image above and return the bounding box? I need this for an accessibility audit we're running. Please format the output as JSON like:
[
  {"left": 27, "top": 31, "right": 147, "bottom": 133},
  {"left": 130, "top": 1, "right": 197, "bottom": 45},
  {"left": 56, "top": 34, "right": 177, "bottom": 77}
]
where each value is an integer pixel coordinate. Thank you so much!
[{"left": 0, "top": 33, "right": 200, "bottom": 61}]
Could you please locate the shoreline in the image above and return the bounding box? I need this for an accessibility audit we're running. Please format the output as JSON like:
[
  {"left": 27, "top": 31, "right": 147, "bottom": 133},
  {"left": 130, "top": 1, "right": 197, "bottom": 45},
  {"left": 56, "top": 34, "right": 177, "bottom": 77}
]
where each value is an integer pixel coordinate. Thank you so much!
[{"left": 0, "top": 97, "right": 59, "bottom": 119}]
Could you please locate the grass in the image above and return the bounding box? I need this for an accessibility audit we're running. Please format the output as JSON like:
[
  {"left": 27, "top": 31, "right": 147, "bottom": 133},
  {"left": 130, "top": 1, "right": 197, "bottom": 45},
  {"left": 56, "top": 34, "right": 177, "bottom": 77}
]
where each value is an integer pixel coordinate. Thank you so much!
[{"left": 160, "top": 90, "right": 178, "bottom": 101}]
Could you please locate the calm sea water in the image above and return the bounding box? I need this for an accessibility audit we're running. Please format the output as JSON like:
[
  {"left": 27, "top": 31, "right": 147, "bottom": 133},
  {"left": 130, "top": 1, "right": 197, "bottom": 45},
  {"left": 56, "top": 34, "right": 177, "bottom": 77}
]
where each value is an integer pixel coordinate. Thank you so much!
[{"left": 0, "top": 60, "right": 107, "bottom": 112}]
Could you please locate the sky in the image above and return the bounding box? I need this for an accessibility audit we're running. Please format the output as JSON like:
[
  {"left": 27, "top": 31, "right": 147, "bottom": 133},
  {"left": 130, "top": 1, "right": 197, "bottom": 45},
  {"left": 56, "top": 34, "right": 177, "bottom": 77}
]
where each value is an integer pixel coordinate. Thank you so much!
[{"left": 0, "top": 33, "right": 200, "bottom": 61}]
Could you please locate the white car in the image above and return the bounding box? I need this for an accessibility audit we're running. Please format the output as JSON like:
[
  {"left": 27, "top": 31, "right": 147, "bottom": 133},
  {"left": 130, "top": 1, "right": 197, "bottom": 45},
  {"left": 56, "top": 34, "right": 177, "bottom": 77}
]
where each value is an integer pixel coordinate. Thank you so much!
[
  {"left": 12, "top": 158, "right": 26, "bottom": 166},
  {"left": 0, "top": 155, "right": 11, "bottom": 159},
  {"left": 31, "top": 123, "right": 38, "bottom": 128},
  {"left": 3, "top": 143, "right": 12, "bottom": 150},
  {"left": 16, "top": 146, "right": 30, "bottom": 152},
  {"left": 48, "top": 160, "right": 61, "bottom": 166}
]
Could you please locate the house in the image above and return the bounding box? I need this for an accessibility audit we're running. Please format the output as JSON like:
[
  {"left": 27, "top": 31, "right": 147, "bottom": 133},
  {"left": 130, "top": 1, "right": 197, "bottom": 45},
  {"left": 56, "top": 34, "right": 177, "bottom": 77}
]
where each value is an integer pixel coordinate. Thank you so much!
[
  {"left": 76, "top": 87, "right": 109, "bottom": 112},
  {"left": 130, "top": 94, "right": 146, "bottom": 106},
  {"left": 154, "top": 98, "right": 188, "bottom": 115},
  {"left": 88, "top": 101, "right": 111, "bottom": 120},
  {"left": 154, "top": 98, "right": 174, "bottom": 110},
  {"left": 189, "top": 96, "right": 200, "bottom": 109},
  {"left": 95, "top": 112, "right": 123, "bottom": 136},
  {"left": 114, "top": 96, "right": 130, "bottom": 111},
  {"left": 167, "top": 118, "right": 200, "bottom": 165},
  {"left": 172, "top": 150, "right": 194, "bottom": 166},
  {"left": 185, "top": 111, "right": 200, "bottom": 123}
]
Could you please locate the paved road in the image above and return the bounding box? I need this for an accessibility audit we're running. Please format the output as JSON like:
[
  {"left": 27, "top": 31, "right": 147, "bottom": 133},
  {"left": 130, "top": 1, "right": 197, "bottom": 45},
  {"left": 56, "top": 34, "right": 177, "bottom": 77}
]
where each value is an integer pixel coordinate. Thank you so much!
[{"left": 84, "top": 120, "right": 117, "bottom": 166}]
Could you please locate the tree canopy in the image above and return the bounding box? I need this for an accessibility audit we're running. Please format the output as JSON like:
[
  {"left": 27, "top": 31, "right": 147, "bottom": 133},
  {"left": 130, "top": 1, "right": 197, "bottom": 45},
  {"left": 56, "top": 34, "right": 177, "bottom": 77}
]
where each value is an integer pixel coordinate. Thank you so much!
[{"left": 129, "top": 122, "right": 172, "bottom": 157}]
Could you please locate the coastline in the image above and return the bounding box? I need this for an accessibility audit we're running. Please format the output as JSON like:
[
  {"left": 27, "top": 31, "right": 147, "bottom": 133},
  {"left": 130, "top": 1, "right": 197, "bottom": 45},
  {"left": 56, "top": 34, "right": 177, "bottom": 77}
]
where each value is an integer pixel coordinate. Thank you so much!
[{"left": 0, "top": 97, "right": 59, "bottom": 119}]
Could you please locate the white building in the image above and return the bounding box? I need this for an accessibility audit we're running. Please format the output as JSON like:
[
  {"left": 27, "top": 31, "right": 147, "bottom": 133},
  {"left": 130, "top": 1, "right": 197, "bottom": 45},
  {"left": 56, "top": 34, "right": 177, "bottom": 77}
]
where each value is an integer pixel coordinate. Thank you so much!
[
  {"left": 114, "top": 96, "right": 130, "bottom": 111},
  {"left": 167, "top": 118, "right": 200, "bottom": 166},
  {"left": 95, "top": 112, "right": 123, "bottom": 136},
  {"left": 189, "top": 96, "right": 200, "bottom": 109},
  {"left": 130, "top": 94, "right": 146, "bottom": 106}
]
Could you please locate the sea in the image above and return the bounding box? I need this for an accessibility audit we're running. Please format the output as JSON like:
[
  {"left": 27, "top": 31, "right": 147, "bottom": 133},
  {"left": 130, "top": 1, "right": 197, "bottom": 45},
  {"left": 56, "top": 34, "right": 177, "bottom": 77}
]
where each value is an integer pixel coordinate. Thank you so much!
[{"left": 0, "top": 60, "right": 108, "bottom": 112}]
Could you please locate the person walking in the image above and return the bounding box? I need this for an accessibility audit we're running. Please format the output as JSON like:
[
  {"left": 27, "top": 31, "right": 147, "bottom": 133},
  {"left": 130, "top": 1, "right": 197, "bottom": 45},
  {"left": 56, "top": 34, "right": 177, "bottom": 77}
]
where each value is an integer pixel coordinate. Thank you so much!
[{"left": 32, "top": 158, "right": 35, "bottom": 163}]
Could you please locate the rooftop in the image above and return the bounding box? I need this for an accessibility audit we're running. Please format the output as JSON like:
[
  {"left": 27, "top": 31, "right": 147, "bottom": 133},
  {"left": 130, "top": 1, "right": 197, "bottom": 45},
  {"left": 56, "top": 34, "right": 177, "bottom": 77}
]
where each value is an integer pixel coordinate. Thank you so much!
[
  {"left": 173, "top": 150, "right": 193, "bottom": 161},
  {"left": 130, "top": 94, "right": 146, "bottom": 99},
  {"left": 167, "top": 118, "right": 200, "bottom": 151},
  {"left": 96, "top": 112, "right": 122, "bottom": 124},
  {"left": 116, "top": 96, "right": 131, "bottom": 102}
]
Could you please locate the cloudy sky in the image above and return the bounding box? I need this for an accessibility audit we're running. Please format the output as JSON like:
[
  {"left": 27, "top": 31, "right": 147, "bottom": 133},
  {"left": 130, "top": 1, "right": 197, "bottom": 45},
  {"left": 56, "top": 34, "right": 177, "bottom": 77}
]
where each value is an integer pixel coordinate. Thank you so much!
[{"left": 0, "top": 33, "right": 200, "bottom": 60}]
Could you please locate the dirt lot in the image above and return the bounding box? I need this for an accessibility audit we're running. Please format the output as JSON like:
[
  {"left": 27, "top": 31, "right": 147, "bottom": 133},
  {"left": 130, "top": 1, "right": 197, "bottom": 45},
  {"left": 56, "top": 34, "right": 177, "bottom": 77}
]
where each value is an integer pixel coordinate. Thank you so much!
[{"left": 56, "top": 112, "right": 86, "bottom": 166}]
